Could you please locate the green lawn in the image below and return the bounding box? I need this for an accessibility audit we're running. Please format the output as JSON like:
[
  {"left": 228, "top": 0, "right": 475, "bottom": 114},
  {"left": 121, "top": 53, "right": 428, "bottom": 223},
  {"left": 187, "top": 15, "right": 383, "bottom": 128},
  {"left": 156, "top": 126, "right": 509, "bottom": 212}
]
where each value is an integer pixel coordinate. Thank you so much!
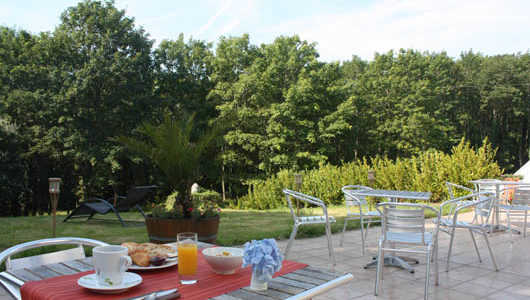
[
  {"left": 0, "top": 206, "right": 361, "bottom": 251},
  {"left": 0, "top": 202, "right": 448, "bottom": 255}
]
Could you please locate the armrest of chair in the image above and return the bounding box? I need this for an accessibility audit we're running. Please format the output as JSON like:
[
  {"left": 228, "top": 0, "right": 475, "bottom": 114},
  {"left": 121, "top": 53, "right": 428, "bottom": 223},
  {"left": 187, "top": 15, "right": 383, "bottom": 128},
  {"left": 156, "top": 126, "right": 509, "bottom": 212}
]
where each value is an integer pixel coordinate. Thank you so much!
[
  {"left": 83, "top": 197, "right": 115, "bottom": 209},
  {"left": 282, "top": 189, "right": 332, "bottom": 219},
  {"left": 440, "top": 191, "right": 486, "bottom": 212},
  {"left": 0, "top": 238, "right": 108, "bottom": 266},
  {"left": 455, "top": 193, "right": 494, "bottom": 213},
  {"left": 283, "top": 189, "right": 326, "bottom": 207}
]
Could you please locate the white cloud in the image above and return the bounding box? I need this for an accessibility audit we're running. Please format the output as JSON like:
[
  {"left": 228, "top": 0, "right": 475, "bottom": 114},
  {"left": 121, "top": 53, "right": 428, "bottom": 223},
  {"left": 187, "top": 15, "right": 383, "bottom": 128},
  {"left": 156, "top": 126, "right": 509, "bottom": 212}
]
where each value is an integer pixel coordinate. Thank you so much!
[{"left": 265, "top": 0, "right": 530, "bottom": 61}]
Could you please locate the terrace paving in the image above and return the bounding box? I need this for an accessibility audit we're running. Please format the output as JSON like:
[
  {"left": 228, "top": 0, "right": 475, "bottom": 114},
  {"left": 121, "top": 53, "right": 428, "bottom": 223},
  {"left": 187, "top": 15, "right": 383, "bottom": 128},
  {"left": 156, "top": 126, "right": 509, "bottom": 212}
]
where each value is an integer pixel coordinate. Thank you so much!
[
  {"left": 2, "top": 211, "right": 530, "bottom": 299},
  {"left": 277, "top": 211, "right": 530, "bottom": 299}
]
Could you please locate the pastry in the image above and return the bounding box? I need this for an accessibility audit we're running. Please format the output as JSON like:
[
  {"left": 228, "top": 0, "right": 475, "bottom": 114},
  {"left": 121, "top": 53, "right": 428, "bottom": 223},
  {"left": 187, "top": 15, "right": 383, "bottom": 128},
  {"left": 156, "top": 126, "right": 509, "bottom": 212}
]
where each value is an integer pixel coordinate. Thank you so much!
[
  {"left": 135, "top": 243, "right": 174, "bottom": 259},
  {"left": 121, "top": 242, "right": 138, "bottom": 254},
  {"left": 121, "top": 242, "right": 175, "bottom": 264},
  {"left": 130, "top": 249, "right": 150, "bottom": 267}
]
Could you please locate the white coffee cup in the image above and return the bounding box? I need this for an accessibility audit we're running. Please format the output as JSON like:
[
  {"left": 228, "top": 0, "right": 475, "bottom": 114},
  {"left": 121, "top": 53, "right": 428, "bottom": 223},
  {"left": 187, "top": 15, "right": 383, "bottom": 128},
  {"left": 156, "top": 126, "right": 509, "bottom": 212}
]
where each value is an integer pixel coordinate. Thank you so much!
[{"left": 93, "top": 245, "right": 132, "bottom": 286}]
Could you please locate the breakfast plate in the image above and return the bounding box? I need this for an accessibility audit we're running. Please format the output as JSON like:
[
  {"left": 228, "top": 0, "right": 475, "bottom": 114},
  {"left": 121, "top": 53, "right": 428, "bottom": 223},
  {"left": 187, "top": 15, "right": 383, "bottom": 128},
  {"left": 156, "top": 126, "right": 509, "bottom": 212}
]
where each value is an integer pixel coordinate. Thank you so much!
[
  {"left": 128, "top": 259, "right": 178, "bottom": 270},
  {"left": 77, "top": 272, "right": 142, "bottom": 293}
]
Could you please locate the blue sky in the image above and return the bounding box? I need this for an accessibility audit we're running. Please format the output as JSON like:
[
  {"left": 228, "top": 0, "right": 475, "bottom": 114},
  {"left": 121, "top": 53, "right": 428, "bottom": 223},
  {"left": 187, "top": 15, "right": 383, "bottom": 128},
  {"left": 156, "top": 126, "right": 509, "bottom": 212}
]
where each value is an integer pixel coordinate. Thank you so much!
[{"left": 1, "top": 0, "right": 529, "bottom": 61}]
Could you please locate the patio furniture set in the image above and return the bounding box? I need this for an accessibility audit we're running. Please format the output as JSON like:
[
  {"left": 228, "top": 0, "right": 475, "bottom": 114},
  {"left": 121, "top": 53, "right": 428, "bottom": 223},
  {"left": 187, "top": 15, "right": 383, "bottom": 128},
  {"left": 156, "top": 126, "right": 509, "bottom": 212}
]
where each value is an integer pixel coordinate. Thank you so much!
[{"left": 282, "top": 179, "right": 530, "bottom": 299}]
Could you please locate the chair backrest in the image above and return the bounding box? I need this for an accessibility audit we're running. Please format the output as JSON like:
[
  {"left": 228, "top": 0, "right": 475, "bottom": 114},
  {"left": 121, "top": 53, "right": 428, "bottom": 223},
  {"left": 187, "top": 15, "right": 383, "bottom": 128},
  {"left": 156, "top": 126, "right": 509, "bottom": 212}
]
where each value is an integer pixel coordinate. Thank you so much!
[
  {"left": 474, "top": 179, "right": 502, "bottom": 194},
  {"left": 115, "top": 185, "right": 157, "bottom": 211},
  {"left": 474, "top": 192, "right": 496, "bottom": 223},
  {"left": 376, "top": 203, "right": 438, "bottom": 245},
  {"left": 342, "top": 185, "right": 372, "bottom": 213},
  {"left": 0, "top": 237, "right": 108, "bottom": 271},
  {"left": 512, "top": 188, "right": 530, "bottom": 206},
  {"left": 282, "top": 189, "right": 328, "bottom": 222},
  {"left": 446, "top": 182, "right": 475, "bottom": 200},
  {"left": 445, "top": 182, "right": 477, "bottom": 217}
]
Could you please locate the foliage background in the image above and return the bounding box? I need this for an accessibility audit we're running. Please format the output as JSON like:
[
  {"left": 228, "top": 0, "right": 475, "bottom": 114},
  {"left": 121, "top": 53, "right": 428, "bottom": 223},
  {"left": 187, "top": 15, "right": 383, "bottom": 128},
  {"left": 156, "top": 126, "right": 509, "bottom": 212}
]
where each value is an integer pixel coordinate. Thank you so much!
[
  {"left": 242, "top": 139, "right": 501, "bottom": 208},
  {"left": 0, "top": 0, "right": 528, "bottom": 216}
]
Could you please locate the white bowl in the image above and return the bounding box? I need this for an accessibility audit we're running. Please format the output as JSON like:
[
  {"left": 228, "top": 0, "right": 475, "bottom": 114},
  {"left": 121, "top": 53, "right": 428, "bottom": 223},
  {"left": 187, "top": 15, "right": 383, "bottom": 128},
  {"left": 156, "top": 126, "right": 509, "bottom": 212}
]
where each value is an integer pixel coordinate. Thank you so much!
[{"left": 202, "top": 247, "right": 244, "bottom": 274}]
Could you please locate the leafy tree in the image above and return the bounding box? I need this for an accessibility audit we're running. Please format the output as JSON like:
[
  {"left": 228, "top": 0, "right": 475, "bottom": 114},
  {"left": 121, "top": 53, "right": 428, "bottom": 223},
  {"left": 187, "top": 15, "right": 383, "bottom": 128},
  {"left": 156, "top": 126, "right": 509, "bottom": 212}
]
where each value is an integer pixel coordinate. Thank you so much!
[
  {"left": 0, "top": 118, "right": 29, "bottom": 216},
  {"left": 50, "top": 0, "right": 155, "bottom": 199},
  {"left": 153, "top": 35, "right": 215, "bottom": 127}
]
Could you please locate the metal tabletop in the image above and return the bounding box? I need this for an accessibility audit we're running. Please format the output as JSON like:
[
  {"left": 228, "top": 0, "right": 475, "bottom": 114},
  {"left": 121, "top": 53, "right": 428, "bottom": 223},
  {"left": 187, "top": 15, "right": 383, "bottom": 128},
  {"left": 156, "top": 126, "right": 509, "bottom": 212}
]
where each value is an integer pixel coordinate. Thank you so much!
[
  {"left": 0, "top": 243, "right": 352, "bottom": 300},
  {"left": 349, "top": 189, "right": 432, "bottom": 201}
]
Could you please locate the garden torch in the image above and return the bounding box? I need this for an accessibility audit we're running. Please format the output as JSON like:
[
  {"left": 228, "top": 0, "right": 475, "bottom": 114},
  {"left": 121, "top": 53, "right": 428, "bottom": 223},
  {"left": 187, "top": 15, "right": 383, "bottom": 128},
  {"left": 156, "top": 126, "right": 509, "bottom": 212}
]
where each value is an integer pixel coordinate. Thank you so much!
[{"left": 49, "top": 178, "right": 61, "bottom": 237}]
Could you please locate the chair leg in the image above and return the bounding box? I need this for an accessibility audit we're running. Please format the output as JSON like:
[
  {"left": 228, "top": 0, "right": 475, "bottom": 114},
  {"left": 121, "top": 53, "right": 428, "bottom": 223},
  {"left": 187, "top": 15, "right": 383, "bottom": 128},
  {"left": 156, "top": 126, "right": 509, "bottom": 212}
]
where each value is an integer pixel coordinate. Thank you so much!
[
  {"left": 434, "top": 235, "right": 439, "bottom": 286},
  {"left": 507, "top": 210, "right": 513, "bottom": 243},
  {"left": 469, "top": 229, "right": 482, "bottom": 262},
  {"left": 364, "top": 219, "right": 372, "bottom": 253},
  {"left": 284, "top": 224, "right": 299, "bottom": 258},
  {"left": 482, "top": 228, "right": 499, "bottom": 271},
  {"left": 325, "top": 223, "right": 336, "bottom": 266},
  {"left": 359, "top": 217, "right": 365, "bottom": 254},
  {"left": 340, "top": 217, "right": 349, "bottom": 246},
  {"left": 375, "top": 239, "right": 384, "bottom": 296},
  {"left": 63, "top": 205, "right": 85, "bottom": 223},
  {"left": 112, "top": 210, "right": 127, "bottom": 227},
  {"left": 425, "top": 244, "right": 432, "bottom": 300},
  {"left": 136, "top": 204, "right": 147, "bottom": 219},
  {"left": 87, "top": 212, "right": 96, "bottom": 221},
  {"left": 446, "top": 226, "right": 456, "bottom": 272},
  {"left": 523, "top": 210, "right": 528, "bottom": 237}
]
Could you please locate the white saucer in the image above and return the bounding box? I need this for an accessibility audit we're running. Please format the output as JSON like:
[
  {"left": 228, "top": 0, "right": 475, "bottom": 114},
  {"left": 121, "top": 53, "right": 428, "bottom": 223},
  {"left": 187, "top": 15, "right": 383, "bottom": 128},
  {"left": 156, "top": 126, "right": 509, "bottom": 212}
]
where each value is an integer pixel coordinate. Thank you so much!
[
  {"left": 128, "top": 259, "right": 178, "bottom": 270},
  {"left": 77, "top": 272, "right": 142, "bottom": 293}
]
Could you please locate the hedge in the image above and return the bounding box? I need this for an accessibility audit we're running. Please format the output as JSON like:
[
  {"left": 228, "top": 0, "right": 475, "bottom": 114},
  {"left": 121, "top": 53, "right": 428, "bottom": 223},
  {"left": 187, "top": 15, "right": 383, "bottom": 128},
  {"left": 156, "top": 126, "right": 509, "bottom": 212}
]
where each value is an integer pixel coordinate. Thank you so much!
[{"left": 240, "top": 138, "right": 502, "bottom": 209}]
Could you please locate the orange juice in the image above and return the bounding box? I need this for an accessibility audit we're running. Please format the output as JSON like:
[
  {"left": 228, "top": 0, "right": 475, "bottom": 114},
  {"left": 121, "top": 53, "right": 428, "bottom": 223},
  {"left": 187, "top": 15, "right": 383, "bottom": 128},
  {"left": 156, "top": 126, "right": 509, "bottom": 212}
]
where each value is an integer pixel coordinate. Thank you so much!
[{"left": 178, "top": 243, "right": 197, "bottom": 275}]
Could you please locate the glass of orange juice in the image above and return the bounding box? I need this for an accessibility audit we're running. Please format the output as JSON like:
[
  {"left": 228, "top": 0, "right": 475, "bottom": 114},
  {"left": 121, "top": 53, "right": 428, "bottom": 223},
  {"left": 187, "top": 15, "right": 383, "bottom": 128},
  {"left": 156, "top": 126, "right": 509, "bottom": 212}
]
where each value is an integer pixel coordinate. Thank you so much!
[{"left": 177, "top": 232, "right": 198, "bottom": 284}]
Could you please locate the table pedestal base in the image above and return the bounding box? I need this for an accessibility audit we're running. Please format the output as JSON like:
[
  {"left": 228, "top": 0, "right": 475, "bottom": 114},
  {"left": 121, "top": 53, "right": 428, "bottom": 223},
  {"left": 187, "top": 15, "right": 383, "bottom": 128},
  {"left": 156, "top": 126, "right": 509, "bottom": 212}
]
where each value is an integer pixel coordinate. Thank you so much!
[
  {"left": 487, "top": 224, "right": 520, "bottom": 234},
  {"left": 364, "top": 256, "right": 418, "bottom": 273}
]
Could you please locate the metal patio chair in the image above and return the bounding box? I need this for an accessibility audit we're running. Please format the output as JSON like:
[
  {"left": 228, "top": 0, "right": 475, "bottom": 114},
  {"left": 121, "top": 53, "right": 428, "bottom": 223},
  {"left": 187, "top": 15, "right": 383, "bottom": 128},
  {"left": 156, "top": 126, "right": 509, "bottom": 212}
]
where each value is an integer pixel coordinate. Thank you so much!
[
  {"left": 499, "top": 187, "right": 530, "bottom": 242},
  {"left": 63, "top": 185, "right": 157, "bottom": 226},
  {"left": 0, "top": 237, "right": 108, "bottom": 299},
  {"left": 438, "top": 183, "right": 498, "bottom": 272},
  {"left": 283, "top": 189, "right": 336, "bottom": 266},
  {"left": 374, "top": 202, "right": 439, "bottom": 300},
  {"left": 340, "top": 185, "right": 381, "bottom": 253}
]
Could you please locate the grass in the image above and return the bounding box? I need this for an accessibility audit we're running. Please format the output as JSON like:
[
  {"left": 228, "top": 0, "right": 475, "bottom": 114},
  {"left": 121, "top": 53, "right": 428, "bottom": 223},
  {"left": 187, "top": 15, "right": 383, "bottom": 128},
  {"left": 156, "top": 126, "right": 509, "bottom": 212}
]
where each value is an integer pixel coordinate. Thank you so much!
[
  {"left": 0, "top": 206, "right": 358, "bottom": 269},
  {"left": 0, "top": 202, "right": 454, "bottom": 270},
  {"left": 1, "top": 201, "right": 452, "bottom": 251},
  {"left": 0, "top": 205, "right": 359, "bottom": 251}
]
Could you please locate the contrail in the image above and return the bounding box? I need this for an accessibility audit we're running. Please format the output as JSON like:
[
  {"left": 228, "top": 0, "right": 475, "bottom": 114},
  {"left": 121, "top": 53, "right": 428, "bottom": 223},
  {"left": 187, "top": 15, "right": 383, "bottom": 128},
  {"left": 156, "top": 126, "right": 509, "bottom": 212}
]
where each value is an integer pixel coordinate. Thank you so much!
[{"left": 195, "top": 0, "right": 234, "bottom": 37}]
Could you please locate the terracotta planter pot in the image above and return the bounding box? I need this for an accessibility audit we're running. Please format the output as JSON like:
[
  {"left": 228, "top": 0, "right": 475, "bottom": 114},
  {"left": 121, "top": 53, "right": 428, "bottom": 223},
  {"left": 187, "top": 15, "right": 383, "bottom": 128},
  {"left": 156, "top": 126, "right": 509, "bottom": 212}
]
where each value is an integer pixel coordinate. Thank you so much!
[
  {"left": 145, "top": 215, "right": 220, "bottom": 244},
  {"left": 504, "top": 177, "right": 520, "bottom": 201}
]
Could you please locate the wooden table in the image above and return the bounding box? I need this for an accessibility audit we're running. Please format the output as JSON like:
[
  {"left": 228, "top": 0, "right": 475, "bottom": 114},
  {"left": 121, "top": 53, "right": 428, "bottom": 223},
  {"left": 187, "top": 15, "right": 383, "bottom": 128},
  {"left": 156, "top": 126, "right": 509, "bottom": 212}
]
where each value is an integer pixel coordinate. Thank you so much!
[
  {"left": 346, "top": 188, "right": 432, "bottom": 273},
  {"left": 0, "top": 243, "right": 352, "bottom": 300}
]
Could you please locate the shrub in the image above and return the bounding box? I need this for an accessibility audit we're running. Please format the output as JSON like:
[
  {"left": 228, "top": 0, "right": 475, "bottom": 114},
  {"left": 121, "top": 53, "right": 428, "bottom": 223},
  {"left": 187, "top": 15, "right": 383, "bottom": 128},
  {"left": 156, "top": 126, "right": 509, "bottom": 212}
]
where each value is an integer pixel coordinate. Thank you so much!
[
  {"left": 156, "top": 188, "right": 222, "bottom": 219},
  {"left": 241, "top": 138, "right": 502, "bottom": 208}
]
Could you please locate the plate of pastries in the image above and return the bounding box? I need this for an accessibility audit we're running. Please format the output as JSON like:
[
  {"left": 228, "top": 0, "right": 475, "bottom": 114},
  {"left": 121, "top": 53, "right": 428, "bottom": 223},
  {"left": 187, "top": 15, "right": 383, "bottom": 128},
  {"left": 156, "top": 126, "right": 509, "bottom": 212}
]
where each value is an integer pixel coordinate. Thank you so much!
[{"left": 121, "top": 242, "right": 178, "bottom": 270}]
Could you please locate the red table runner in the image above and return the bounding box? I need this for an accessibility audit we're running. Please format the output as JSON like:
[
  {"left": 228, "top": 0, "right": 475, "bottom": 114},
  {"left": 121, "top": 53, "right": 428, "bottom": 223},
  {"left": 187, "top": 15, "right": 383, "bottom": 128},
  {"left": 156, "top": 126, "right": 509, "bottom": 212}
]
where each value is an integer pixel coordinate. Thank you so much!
[{"left": 20, "top": 249, "right": 307, "bottom": 300}]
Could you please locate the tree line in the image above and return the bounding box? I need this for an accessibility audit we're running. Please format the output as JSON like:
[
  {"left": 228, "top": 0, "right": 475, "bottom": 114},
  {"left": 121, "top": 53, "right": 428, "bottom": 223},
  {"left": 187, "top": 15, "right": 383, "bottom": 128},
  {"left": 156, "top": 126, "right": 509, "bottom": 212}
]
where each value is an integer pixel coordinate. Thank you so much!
[{"left": 1, "top": 0, "right": 529, "bottom": 216}]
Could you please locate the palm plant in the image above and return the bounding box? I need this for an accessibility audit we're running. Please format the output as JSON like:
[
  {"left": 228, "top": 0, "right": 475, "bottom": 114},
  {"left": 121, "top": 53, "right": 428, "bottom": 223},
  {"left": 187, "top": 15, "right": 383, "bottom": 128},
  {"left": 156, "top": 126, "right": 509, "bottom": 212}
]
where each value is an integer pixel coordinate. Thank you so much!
[{"left": 119, "top": 112, "right": 219, "bottom": 218}]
